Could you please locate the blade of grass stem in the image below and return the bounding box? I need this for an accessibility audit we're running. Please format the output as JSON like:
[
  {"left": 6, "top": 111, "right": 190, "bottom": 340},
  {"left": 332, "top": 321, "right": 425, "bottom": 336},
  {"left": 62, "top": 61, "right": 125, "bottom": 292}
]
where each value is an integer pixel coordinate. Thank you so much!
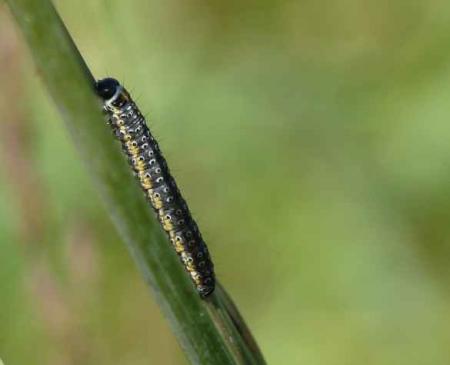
[{"left": 3, "top": 0, "right": 266, "bottom": 364}]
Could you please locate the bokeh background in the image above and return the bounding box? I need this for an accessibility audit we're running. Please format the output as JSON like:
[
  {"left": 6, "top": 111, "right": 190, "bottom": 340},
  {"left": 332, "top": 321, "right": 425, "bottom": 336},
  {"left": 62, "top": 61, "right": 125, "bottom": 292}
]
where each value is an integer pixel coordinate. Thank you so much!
[{"left": 1, "top": 0, "right": 450, "bottom": 364}]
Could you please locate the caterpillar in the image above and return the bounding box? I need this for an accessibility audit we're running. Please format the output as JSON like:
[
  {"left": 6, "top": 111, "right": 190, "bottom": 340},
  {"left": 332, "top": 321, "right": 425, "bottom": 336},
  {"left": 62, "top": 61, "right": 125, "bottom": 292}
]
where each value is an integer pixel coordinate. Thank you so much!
[{"left": 95, "top": 78, "right": 215, "bottom": 298}]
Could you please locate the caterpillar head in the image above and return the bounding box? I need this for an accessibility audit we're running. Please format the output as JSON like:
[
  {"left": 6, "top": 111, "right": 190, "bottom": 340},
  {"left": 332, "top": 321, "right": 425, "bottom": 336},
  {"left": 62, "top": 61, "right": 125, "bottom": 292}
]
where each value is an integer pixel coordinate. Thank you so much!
[{"left": 96, "top": 77, "right": 129, "bottom": 110}]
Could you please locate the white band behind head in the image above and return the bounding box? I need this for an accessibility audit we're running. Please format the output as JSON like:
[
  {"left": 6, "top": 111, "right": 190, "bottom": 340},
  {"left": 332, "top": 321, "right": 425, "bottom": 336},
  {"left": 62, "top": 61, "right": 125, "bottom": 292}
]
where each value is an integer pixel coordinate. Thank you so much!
[{"left": 105, "top": 85, "right": 124, "bottom": 108}]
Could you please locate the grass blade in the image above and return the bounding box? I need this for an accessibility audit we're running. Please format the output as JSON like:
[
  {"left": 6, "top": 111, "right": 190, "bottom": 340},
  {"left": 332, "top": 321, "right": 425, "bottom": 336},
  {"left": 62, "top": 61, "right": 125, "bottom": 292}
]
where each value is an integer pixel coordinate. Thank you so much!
[{"left": 3, "top": 0, "right": 266, "bottom": 364}]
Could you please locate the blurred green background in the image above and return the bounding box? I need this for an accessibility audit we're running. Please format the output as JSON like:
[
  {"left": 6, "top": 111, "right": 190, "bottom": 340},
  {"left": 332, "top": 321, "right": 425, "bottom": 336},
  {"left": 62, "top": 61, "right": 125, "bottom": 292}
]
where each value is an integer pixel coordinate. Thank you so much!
[{"left": 1, "top": 0, "right": 450, "bottom": 364}]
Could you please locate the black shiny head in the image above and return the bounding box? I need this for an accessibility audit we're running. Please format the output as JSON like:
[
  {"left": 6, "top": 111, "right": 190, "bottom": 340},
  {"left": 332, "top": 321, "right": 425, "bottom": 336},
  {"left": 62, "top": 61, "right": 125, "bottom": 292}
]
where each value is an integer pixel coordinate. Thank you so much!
[{"left": 96, "top": 78, "right": 120, "bottom": 100}]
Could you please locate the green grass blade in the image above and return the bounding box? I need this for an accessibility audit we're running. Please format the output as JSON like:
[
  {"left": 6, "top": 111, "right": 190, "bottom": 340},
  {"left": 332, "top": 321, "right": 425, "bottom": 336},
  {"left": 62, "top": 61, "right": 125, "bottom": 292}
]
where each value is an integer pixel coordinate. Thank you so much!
[{"left": 3, "top": 0, "right": 266, "bottom": 364}]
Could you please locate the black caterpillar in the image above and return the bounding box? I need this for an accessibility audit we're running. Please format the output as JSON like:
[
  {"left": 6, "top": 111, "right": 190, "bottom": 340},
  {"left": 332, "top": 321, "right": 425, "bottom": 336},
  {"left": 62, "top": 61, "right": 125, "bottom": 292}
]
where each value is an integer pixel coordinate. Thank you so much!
[{"left": 95, "top": 78, "right": 215, "bottom": 297}]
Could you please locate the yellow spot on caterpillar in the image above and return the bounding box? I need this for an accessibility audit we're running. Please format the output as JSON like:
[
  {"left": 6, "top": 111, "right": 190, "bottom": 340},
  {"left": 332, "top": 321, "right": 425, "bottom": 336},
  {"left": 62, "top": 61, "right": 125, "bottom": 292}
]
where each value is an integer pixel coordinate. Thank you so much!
[
  {"left": 121, "top": 131, "right": 131, "bottom": 142},
  {"left": 153, "top": 196, "right": 163, "bottom": 209},
  {"left": 134, "top": 160, "right": 145, "bottom": 171},
  {"left": 140, "top": 177, "right": 152, "bottom": 189},
  {"left": 125, "top": 140, "right": 139, "bottom": 155},
  {"left": 162, "top": 221, "right": 173, "bottom": 232},
  {"left": 190, "top": 271, "right": 201, "bottom": 285},
  {"left": 158, "top": 211, "right": 174, "bottom": 231},
  {"left": 146, "top": 190, "right": 163, "bottom": 209},
  {"left": 175, "top": 242, "right": 184, "bottom": 253},
  {"left": 169, "top": 233, "right": 185, "bottom": 252},
  {"left": 181, "top": 253, "right": 196, "bottom": 272}
]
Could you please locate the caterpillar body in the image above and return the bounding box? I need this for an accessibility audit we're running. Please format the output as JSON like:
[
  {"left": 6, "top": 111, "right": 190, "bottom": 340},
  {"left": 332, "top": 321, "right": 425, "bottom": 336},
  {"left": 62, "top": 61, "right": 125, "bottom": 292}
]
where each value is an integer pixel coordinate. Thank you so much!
[{"left": 95, "top": 78, "right": 215, "bottom": 297}]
